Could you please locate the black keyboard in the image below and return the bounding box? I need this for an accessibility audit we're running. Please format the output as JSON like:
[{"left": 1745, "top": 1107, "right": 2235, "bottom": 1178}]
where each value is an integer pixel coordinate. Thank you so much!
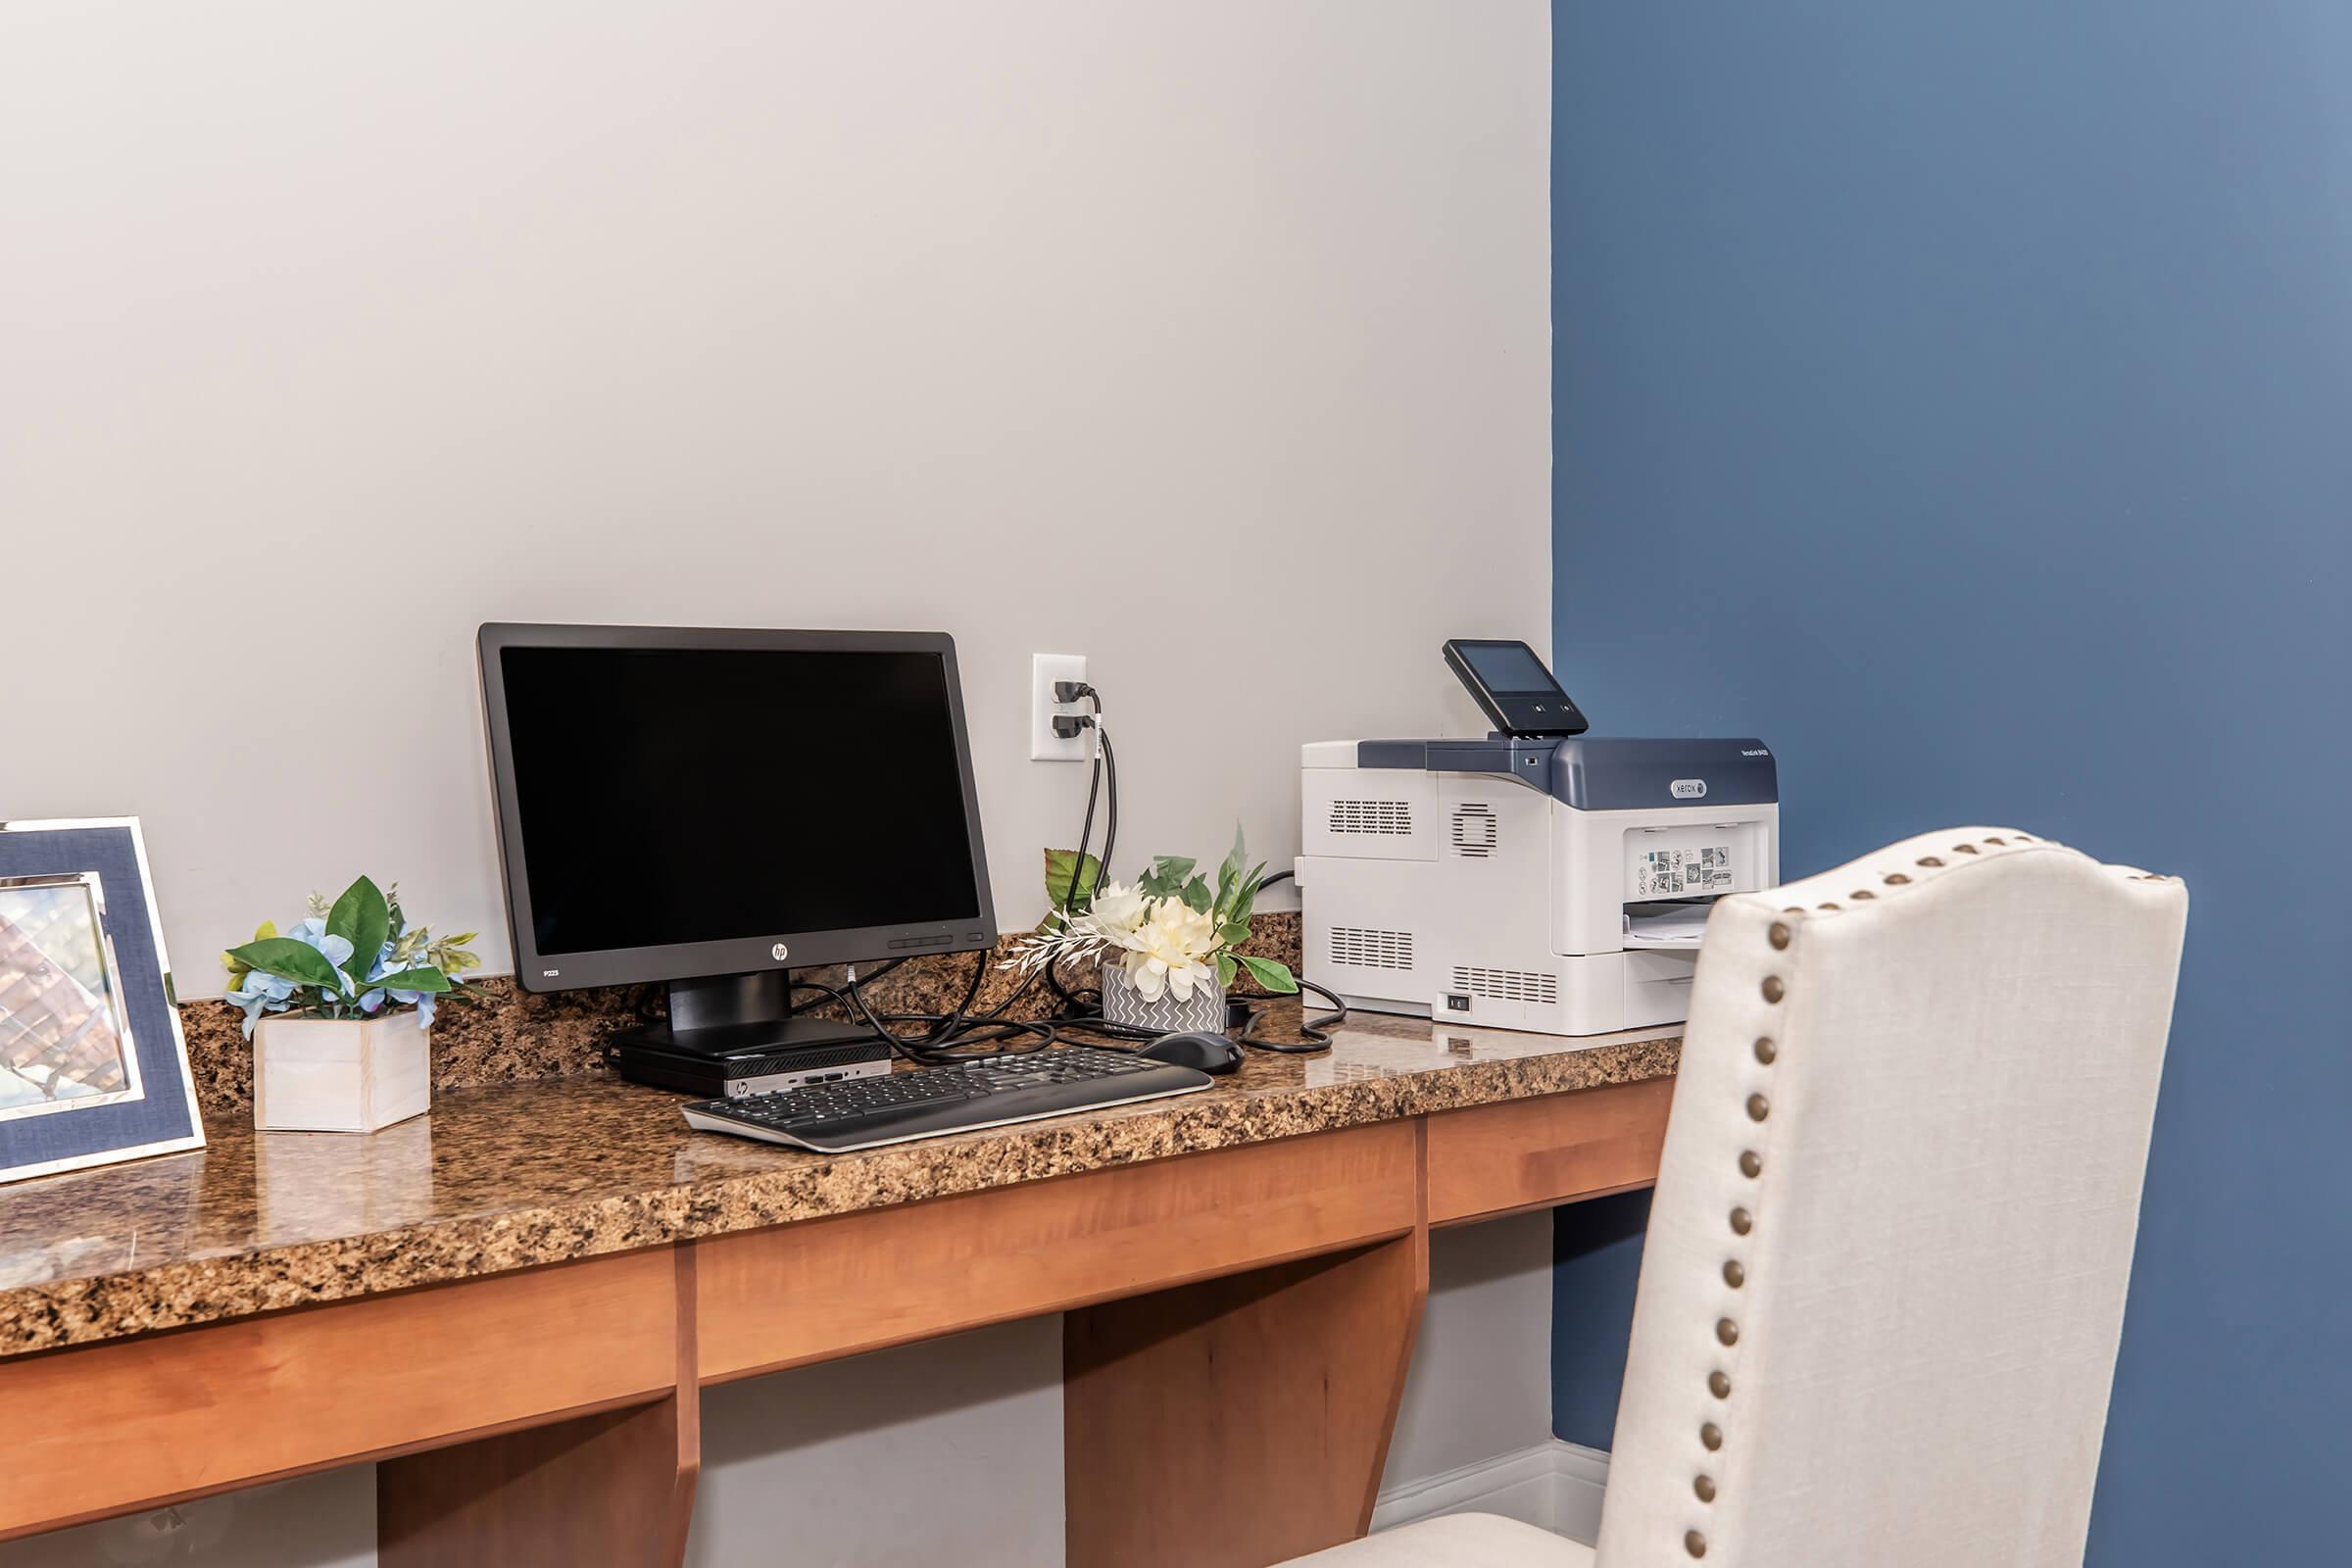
[{"left": 679, "top": 1046, "right": 1214, "bottom": 1152}]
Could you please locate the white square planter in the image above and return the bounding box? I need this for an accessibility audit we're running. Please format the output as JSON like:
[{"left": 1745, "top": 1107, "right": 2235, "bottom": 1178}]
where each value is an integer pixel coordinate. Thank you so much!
[{"left": 252, "top": 1012, "right": 431, "bottom": 1133}]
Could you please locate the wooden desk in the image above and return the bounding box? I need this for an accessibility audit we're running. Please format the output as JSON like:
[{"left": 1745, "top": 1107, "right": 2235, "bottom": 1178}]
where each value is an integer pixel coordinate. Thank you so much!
[{"left": 0, "top": 1015, "right": 1677, "bottom": 1566}]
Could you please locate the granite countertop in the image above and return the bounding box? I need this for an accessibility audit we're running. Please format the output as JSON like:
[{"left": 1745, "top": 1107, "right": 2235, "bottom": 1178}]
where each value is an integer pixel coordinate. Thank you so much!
[{"left": 0, "top": 1010, "right": 1679, "bottom": 1361}]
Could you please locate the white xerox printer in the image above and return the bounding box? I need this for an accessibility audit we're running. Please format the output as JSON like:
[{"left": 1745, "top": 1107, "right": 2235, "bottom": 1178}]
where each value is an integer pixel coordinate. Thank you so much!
[{"left": 1296, "top": 641, "right": 1779, "bottom": 1036}]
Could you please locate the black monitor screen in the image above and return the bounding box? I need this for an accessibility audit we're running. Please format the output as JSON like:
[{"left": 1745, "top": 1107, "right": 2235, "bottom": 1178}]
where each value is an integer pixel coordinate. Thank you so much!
[{"left": 497, "top": 644, "right": 983, "bottom": 956}]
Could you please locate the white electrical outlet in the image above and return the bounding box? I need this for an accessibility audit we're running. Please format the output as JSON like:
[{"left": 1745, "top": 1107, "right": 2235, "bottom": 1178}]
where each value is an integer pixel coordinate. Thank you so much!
[{"left": 1031, "top": 653, "right": 1090, "bottom": 760}]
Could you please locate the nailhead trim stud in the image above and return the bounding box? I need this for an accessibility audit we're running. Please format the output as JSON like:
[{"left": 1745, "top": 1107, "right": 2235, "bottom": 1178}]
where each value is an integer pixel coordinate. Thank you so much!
[{"left": 1690, "top": 887, "right": 1797, "bottom": 1558}]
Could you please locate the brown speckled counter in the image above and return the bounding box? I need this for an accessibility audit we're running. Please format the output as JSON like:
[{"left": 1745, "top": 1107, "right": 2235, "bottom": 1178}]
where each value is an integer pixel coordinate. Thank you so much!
[{"left": 0, "top": 1006, "right": 1678, "bottom": 1361}]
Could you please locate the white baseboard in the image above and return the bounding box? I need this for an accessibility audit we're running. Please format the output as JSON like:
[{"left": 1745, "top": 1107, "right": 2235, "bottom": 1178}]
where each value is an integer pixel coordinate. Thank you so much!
[{"left": 1371, "top": 1441, "right": 1611, "bottom": 1544}]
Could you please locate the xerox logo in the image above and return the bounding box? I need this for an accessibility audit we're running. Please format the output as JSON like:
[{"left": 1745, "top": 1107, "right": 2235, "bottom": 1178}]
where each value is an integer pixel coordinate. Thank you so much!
[{"left": 1671, "top": 779, "right": 1707, "bottom": 799}]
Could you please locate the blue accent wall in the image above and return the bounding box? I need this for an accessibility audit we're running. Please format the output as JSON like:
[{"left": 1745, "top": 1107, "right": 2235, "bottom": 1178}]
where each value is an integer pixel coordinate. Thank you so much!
[{"left": 1547, "top": 4, "right": 2352, "bottom": 1560}]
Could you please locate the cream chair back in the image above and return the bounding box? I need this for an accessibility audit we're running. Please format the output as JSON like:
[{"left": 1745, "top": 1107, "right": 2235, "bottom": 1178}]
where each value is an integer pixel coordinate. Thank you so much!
[{"left": 1595, "top": 830, "right": 2187, "bottom": 1566}]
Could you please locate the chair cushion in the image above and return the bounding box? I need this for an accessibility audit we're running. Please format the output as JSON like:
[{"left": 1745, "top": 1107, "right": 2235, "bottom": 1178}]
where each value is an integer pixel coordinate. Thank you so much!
[{"left": 1276, "top": 1512, "right": 1594, "bottom": 1566}]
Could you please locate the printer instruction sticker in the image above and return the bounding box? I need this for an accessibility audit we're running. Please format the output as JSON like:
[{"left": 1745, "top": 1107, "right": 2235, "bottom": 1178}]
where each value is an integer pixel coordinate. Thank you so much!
[{"left": 1637, "top": 845, "right": 1737, "bottom": 898}]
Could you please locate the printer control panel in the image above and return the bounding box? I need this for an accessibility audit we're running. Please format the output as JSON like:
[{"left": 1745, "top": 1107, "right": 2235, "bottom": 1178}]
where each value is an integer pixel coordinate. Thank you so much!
[{"left": 1442, "top": 639, "right": 1590, "bottom": 738}]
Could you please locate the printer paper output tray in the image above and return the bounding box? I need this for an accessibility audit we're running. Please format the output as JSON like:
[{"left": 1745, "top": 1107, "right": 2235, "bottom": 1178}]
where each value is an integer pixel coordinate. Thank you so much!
[{"left": 1621, "top": 901, "right": 1713, "bottom": 949}]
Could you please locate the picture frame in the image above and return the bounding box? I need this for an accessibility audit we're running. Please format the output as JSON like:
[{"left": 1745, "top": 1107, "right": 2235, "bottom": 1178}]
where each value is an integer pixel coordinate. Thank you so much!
[{"left": 0, "top": 818, "right": 204, "bottom": 1183}]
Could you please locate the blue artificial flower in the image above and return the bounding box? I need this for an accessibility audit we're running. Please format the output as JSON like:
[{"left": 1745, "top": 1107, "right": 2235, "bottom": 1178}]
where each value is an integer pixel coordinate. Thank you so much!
[
  {"left": 223, "top": 969, "right": 298, "bottom": 1038},
  {"left": 288, "top": 918, "right": 356, "bottom": 993},
  {"left": 389, "top": 986, "right": 438, "bottom": 1032},
  {"left": 358, "top": 940, "right": 435, "bottom": 1029}
]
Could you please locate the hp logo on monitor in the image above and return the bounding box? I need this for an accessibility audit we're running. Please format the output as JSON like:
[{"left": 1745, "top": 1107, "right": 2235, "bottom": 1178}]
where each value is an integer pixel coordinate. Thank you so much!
[{"left": 770, "top": 943, "right": 790, "bottom": 961}]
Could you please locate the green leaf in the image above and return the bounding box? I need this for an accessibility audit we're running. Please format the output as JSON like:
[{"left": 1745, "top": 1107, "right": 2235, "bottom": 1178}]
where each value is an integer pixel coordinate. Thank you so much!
[
  {"left": 1217, "top": 953, "right": 1238, "bottom": 989},
  {"left": 1137, "top": 855, "right": 1197, "bottom": 900},
  {"left": 1214, "top": 824, "right": 1247, "bottom": 920},
  {"left": 224, "top": 936, "right": 348, "bottom": 994},
  {"left": 1180, "top": 874, "right": 1212, "bottom": 913},
  {"left": 430, "top": 939, "right": 479, "bottom": 976},
  {"left": 325, "top": 876, "right": 391, "bottom": 985},
  {"left": 368, "top": 966, "right": 453, "bottom": 995},
  {"left": 1226, "top": 861, "right": 1266, "bottom": 934},
  {"left": 1043, "top": 849, "right": 1103, "bottom": 912},
  {"left": 1218, "top": 922, "right": 1251, "bottom": 949},
  {"left": 1235, "top": 954, "right": 1299, "bottom": 994}
]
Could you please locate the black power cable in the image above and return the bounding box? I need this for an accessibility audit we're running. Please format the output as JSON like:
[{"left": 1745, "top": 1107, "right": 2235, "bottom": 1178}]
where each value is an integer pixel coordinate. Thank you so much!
[
  {"left": 1233, "top": 977, "right": 1348, "bottom": 1053},
  {"left": 838, "top": 677, "right": 1333, "bottom": 1059},
  {"left": 841, "top": 965, "right": 1061, "bottom": 1064},
  {"left": 839, "top": 690, "right": 1109, "bottom": 1063}
]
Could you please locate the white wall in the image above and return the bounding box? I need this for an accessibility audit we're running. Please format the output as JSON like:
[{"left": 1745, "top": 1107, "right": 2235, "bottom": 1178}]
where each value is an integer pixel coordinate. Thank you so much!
[
  {"left": 0, "top": 0, "right": 1550, "bottom": 991},
  {"left": 1383, "top": 1211, "right": 1558, "bottom": 1488},
  {"left": 0, "top": 0, "right": 1551, "bottom": 1560}
]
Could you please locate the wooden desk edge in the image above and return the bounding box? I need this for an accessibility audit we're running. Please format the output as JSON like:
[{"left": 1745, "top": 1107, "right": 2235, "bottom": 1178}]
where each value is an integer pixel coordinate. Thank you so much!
[{"left": 1, "top": 1078, "right": 1673, "bottom": 1551}]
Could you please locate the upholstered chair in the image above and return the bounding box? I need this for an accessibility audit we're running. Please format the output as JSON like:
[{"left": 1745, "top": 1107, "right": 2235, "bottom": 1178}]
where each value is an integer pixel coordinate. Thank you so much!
[{"left": 1284, "top": 828, "right": 2187, "bottom": 1568}]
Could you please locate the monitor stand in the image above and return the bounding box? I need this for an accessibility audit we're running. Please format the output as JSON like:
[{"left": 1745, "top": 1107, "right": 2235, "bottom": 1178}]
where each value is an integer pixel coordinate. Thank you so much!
[{"left": 628, "top": 970, "right": 884, "bottom": 1060}]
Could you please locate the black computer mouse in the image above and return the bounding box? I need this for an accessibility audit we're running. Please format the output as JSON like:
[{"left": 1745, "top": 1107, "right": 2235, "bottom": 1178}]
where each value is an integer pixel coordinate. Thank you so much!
[{"left": 1136, "top": 1031, "right": 1244, "bottom": 1075}]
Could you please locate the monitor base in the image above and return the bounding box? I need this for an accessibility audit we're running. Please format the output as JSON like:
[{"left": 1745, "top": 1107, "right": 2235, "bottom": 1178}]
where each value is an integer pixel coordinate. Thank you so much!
[
  {"left": 617, "top": 1013, "right": 887, "bottom": 1060},
  {"left": 607, "top": 1030, "right": 893, "bottom": 1099},
  {"left": 636, "top": 969, "right": 884, "bottom": 1058},
  {"left": 605, "top": 968, "right": 896, "bottom": 1096}
]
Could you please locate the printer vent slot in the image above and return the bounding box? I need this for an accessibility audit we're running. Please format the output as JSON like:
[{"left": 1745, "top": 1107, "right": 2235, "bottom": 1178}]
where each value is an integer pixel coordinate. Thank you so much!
[
  {"left": 1449, "top": 805, "right": 1498, "bottom": 858},
  {"left": 1331, "top": 926, "right": 1415, "bottom": 971},
  {"left": 1450, "top": 964, "right": 1560, "bottom": 1005},
  {"left": 1329, "top": 799, "right": 1414, "bottom": 837}
]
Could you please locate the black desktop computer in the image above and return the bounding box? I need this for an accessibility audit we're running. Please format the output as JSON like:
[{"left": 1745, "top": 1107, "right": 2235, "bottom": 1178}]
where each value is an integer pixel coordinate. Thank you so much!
[{"left": 476, "top": 623, "right": 999, "bottom": 1100}]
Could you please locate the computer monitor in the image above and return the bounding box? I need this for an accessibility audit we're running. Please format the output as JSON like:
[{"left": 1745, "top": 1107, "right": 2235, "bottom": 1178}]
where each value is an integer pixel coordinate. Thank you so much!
[{"left": 476, "top": 623, "right": 997, "bottom": 1056}]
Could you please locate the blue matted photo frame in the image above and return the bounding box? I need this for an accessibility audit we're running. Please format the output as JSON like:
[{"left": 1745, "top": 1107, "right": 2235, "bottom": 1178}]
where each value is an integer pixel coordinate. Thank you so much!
[{"left": 0, "top": 818, "right": 204, "bottom": 1182}]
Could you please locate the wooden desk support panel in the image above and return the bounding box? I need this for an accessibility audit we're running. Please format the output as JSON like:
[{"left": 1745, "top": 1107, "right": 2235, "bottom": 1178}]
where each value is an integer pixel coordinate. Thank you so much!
[
  {"left": 1065, "top": 1222, "right": 1430, "bottom": 1567},
  {"left": 695, "top": 1119, "right": 1420, "bottom": 1383},
  {"left": 0, "top": 1249, "right": 681, "bottom": 1544},
  {"left": 1425, "top": 1076, "right": 1674, "bottom": 1225},
  {"left": 378, "top": 1250, "right": 702, "bottom": 1568}
]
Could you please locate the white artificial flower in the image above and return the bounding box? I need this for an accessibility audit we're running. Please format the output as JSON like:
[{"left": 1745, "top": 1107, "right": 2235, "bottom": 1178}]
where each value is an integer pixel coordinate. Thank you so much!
[
  {"left": 1085, "top": 881, "right": 1149, "bottom": 936},
  {"left": 1119, "top": 896, "right": 1219, "bottom": 1002}
]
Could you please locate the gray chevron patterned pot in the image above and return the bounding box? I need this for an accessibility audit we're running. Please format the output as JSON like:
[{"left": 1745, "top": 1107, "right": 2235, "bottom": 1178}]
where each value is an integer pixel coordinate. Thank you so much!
[{"left": 1099, "top": 960, "right": 1225, "bottom": 1035}]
